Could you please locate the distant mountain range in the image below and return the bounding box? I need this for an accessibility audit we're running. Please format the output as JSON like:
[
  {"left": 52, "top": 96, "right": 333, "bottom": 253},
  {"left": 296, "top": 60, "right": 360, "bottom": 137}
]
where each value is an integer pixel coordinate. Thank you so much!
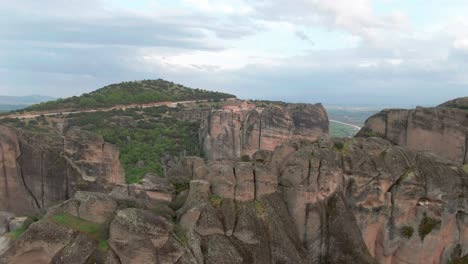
[{"left": 0, "top": 95, "right": 56, "bottom": 112}]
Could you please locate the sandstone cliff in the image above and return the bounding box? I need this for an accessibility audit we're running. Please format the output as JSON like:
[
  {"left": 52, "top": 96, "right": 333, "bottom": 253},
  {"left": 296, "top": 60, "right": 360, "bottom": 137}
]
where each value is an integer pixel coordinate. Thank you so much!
[
  {"left": 0, "top": 125, "right": 124, "bottom": 215},
  {"left": 357, "top": 107, "right": 468, "bottom": 165},
  {"left": 199, "top": 102, "right": 329, "bottom": 160},
  {"left": 1, "top": 137, "right": 466, "bottom": 263}
]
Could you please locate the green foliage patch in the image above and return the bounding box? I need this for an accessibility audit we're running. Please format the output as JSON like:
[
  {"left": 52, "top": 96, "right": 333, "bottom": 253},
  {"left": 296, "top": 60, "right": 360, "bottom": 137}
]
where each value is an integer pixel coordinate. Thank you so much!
[
  {"left": 400, "top": 225, "right": 414, "bottom": 239},
  {"left": 254, "top": 200, "right": 265, "bottom": 216},
  {"left": 418, "top": 212, "right": 441, "bottom": 240},
  {"left": 51, "top": 213, "right": 109, "bottom": 251},
  {"left": 66, "top": 109, "right": 201, "bottom": 184},
  {"left": 241, "top": 155, "right": 251, "bottom": 162},
  {"left": 209, "top": 194, "right": 223, "bottom": 208},
  {"left": 7, "top": 218, "right": 36, "bottom": 240}
]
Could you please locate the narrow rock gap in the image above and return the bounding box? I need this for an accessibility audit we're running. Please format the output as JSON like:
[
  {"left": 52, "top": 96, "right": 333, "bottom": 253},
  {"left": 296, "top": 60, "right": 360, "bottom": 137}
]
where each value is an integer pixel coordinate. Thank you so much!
[
  {"left": 41, "top": 150, "right": 45, "bottom": 208},
  {"left": 306, "top": 159, "right": 312, "bottom": 186},
  {"left": 0, "top": 144, "right": 9, "bottom": 198},
  {"left": 303, "top": 203, "right": 311, "bottom": 246},
  {"left": 16, "top": 144, "right": 41, "bottom": 209},
  {"left": 253, "top": 168, "right": 257, "bottom": 200},
  {"left": 463, "top": 133, "right": 468, "bottom": 164},
  {"left": 232, "top": 166, "right": 237, "bottom": 201},
  {"left": 404, "top": 111, "right": 411, "bottom": 146},
  {"left": 258, "top": 114, "right": 262, "bottom": 150},
  {"left": 316, "top": 159, "right": 323, "bottom": 187}
]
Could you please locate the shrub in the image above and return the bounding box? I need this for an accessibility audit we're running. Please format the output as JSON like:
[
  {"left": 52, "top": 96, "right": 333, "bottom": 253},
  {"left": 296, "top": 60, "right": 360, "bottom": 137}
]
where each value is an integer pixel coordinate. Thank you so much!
[
  {"left": 400, "top": 226, "right": 414, "bottom": 239},
  {"left": 334, "top": 142, "right": 344, "bottom": 150},
  {"left": 174, "top": 181, "right": 190, "bottom": 194},
  {"left": 333, "top": 141, "right": 350, "bottom": 153},
  {"left": 241, "top": 155, "right": 251, "bottom": 162},
  {"left": 366, "top": 131, "right": 379, "bottom": 137},
  {"left": 210, "top": 194, "right": 223, "bottom": 208},
  {"left": 7, "top": 217, "right": 36, "bottom": 240},
  {"left": 254, "top": 200, "right": 265, "bottom": 216},
  {"left": 418, "top": 212, "right": 441, "bottom": 240}
]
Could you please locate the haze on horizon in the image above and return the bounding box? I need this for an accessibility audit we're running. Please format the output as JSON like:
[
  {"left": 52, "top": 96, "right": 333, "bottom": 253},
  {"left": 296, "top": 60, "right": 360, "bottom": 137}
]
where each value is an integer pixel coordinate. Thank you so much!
[{"left": 1, "top": 0, "right": 467, "bottom": 107}]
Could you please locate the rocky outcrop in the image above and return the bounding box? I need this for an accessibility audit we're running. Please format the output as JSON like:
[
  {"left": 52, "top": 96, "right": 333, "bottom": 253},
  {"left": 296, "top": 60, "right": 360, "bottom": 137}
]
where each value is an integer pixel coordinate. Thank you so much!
[
  {"left": 357, "top": 107, "right": 468, "bottom": 164},
  {"left": 200, "top": 102, "right": 329, "bottom": 160},
  {"left": 1, "top": 137, "right": 467, "bottom": 263},
  {"left": 0, "top": 125, "right": 124, "bottom": 215}
]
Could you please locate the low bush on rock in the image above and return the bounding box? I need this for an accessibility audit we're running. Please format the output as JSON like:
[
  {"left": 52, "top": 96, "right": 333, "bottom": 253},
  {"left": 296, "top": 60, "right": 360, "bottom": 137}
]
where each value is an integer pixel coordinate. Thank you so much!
[
  {"left": 418, "top": 212, "right": 441, "bottom": 240},
  {"left": 400, "top": 226, "right": 414, "bottom": 239}
]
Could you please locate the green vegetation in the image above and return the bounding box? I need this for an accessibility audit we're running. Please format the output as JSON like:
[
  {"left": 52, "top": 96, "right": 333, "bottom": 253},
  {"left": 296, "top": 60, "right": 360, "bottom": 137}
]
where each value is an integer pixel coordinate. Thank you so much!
[
  {"left": 0, "top": 117, "right": 49, "bottom": 133},
  {"left": 450, "top": 254, "right": 468, "bottom": 264},
  {"left": 7, "top": 218, "right": 36, "bottom": 240},
  {"left": 209, "top": 194, "right": 223, "bottom": 208},
  {"left": 400, "top": 226, "right": 414, "bottom": 239},
  {"left": 254, "top": 200, "right": 265, "bottom": 216},
  {"left": 333, "top": 141, "right": 350, "bottom": 153},
  {"left": 66, "top": 108, "right": 201, "bottom": 184},
  {"left": 51, "top": 213, "right": 109, "bottom": 251},
  {"left": 418, "top": 212, "right": 441, "bottom": 240},
  {"left": 241, "top": 155, "right": 251, "bottom": 162},
  {"left": 174, "top": 180, "right": 190, "bottom": 194},
  {"left": 366, "top": 131, "right": 379, "bottom": 137},
  {"left": 334, "top": 141, "right": 344, "bottom": 150},
  {"left": 463, "top": 164, "right": 468, "bottom": 174},
  {"left": 25, "top": 79, "right": 235, "bottom": 111},
  {"left": 173, "top": 224, "right": 188, "bottom": 246}
]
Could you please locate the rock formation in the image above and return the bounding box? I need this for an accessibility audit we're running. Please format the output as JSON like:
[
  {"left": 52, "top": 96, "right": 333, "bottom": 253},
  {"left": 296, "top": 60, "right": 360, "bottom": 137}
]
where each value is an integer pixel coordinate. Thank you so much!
[
  {"left": 1, "top": 137, "right": 466, "bottom": 263},
  {"left": 357, "top": 107, "right": 468, "bottom": 165},
  {"left": 0, "top": 125, "right": 124, "bottom": 215},
  {"left": 200, "top": 102, "right": 329, "bottom": 160}
]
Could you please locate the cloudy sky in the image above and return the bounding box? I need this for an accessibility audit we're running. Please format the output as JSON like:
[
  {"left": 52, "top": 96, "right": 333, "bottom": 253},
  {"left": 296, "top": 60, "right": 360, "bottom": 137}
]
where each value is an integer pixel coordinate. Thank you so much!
[{"left": 1, "top": 0, "right": 468, "bottom": 107}]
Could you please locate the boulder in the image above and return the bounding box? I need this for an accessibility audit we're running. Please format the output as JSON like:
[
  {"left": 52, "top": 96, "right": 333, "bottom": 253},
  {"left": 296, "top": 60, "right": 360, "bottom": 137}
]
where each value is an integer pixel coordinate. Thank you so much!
[{"left": 108, "top": 208, "right": 179, "bottom": 264}]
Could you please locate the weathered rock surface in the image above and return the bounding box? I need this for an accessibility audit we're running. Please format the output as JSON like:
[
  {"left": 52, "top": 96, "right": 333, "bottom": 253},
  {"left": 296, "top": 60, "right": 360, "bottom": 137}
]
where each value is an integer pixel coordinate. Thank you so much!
[
  {"left": 357, "top": 107, "right": 468, "bottom": 164},
  {"left": 1, "top": 134, "right": 467, "bottom": 263},
  {"left": 200, "top": 102, "right": 329, "bottom": 160},
  {"left": 0, "top": 125, "right": 124, "bottom": 215}
]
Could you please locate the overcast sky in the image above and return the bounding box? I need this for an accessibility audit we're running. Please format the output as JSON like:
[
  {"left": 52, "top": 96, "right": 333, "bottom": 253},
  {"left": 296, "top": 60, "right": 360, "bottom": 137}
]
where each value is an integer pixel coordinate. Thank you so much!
[{"left": 1, "top": 0, "right": 468, "bottom": 107}]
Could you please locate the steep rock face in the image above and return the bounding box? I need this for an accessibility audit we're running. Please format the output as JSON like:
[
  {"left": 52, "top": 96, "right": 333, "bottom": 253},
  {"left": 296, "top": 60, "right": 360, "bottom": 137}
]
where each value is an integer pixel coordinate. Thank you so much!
[
  {"left": 200, "top": 102, "right": 329, "bottom": 160},
  {"left": 179, "top": 137, "right": 468, "bottom": 263},
  {"left": 0, "top": 125, "right": 124, "bottom": 215},
  {"left": 1, "top": 138, "right": 467, "bottom": 264},
  {"left": 357, "top": 107, "right": 468, "bottom": 164}
]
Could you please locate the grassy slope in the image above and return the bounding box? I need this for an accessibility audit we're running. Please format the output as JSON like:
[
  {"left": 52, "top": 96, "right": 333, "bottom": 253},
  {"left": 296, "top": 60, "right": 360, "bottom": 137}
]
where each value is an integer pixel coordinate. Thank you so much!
[
  {"left": 25, "top": 79, "right": 235, "bottom": 111},
  {"left": 51, "top": 213, "right": 109, "bottom": 250}
]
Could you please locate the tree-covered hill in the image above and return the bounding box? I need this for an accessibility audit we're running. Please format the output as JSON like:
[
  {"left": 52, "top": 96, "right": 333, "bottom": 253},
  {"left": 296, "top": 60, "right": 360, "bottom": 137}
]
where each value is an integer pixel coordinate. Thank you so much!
[
  {"left": 25, "top": 79, "right": 235, "bottom": 111},
  {"left": 438, "top": 96, "right": 468, "bottom": 110}
]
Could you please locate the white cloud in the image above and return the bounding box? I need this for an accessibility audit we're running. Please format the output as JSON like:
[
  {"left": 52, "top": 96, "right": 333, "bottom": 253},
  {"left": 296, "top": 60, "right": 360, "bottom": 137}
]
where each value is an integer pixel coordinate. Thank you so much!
[
  {"left": 1, "top": 0, "right": 468, "bottom": 106},
  {"left": 182, "top": 0, "right": 253, "bottom": 15}
]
